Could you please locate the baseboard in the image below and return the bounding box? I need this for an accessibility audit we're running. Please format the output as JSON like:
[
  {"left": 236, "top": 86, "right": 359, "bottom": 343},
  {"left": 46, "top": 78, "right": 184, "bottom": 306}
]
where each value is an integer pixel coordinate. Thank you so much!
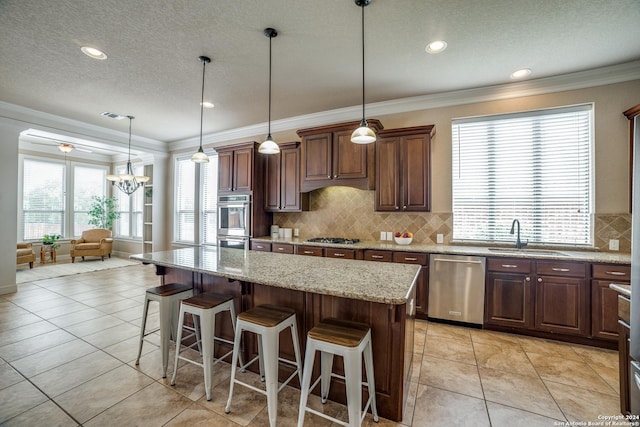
[{"left": 0, "top": 282, "right": 17, "bottom": 295}]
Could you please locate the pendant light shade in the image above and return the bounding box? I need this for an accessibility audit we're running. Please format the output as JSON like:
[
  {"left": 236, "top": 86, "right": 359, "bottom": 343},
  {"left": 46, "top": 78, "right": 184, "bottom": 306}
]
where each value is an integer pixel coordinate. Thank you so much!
[
  {"left": 107, "top": 116, "right": 150, "bottom": 195},
  {"left": 192, "top": 56, "right": 211, "bottom": 163},
  {"left": 351, "top": 0, "right": 376, "bottom": 144},
  {"left": 258, "top": 27, "right": 280, "bottom": 154}
]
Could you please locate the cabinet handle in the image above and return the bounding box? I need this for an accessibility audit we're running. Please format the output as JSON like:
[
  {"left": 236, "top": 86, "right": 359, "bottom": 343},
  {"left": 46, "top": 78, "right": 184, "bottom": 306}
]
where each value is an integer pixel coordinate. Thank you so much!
[
  {"left": 525, "top": 277, "right": 531, "bottom": 282},
  {"left": 551, "top": 267, "right": 570, "bottom": 272},
  {"left": 333, "top": 253, "right": 345, "bottom": 257},
  {"left": 256, "top": 245, "right": 264, "bottom": 249},
  {"left": 537, "top": 277, "right": 543, "bottom": 282},
  {"left": 371, "top": 255, "right": 384, "bottom": 259},
  {"left": 395, "top": 206, "right": 399, "bottom": 210},
  {"left": 278, "top": 247, "right": 285, "bottom": 251},
  {"left": 403, "top": 205, "right": 407, "bottom": 209},
  {"left": 404, "top": 257, "right": 418, "bottom": 261},
  {"left": 605, "top": 271, "right": 627, "bottom": 276},
  {"left": 501, "top": 264, "right": 518, "bottom": 268},
  {"left": 303, "top": 250, "right": 315, "bottom": 254},
  {"left": 327, "top": 175, "right": 331, "bottom": 179}
]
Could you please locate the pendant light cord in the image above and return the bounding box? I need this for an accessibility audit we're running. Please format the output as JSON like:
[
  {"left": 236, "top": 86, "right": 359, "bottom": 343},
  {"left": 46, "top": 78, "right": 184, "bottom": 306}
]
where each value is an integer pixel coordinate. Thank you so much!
[
  {"left": 127, "top": 115, "right": 133, "bottom": 174},
  {"left": 267, "top": 33, "right": 272, "bottom": 138},
  {"left": 199, "top": 59, "right": 206, "bottom": 149},
  {"left": 361, "top": 2, "right": 366, "bottom": 124}
]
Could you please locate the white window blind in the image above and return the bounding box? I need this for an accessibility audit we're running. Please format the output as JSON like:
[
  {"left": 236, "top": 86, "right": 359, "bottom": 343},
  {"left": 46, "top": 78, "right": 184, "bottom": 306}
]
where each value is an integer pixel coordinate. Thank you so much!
[
  {"left": 74, "top": 165, "right": 106, "bottom": 236},
  {"left": 452, "top": 104, "right": 593, "bottom": 246},
  {"left": 114, "top": 164, "right": 144, "bottom": 238},
  {"left": 202, "top": 159, "right": 218, "bottom": 245},
  {"left": 175, "top": 158, "right": 196, "bottom": 243},
  {"left": 23, "top": 159, "right": 65, "bottom": 239}
]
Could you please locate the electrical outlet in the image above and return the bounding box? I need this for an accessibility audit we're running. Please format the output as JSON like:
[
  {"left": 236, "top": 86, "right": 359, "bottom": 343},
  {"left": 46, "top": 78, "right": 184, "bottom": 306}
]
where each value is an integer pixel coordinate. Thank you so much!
[
  {"left": 380, "top": 231, "right": 386, "bottom": 241},
  {"left": 386, "top": 231, "right": 393, "bottom": 241},
  {"left": 609, "top": 239, "right": 620, "bottom": 251},
  {"left": 437, "top": 234, "right": 444, "bottom": 244}
]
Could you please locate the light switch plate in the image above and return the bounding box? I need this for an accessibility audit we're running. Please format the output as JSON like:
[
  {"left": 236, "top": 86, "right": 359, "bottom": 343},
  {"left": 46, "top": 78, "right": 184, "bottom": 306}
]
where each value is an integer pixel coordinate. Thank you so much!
[
  {"left": 380, "top": 231, "right": 386, "bottom": 241},
  {"left": 609, "top": 239, "right": 619, "bottom": 251},
  {"left": 386, "top": 231, "right": 393, "bottom": 241},
  {"left": 437, "top": 234, "right": 444, "bottom": 244}
]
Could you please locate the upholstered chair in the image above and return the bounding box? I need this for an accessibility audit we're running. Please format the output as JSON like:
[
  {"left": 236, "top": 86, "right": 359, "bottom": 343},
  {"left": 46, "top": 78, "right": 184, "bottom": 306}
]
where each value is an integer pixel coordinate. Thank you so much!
[
  {"left": 17, "top": 242, "right": 36, "bottom": 268},
  {"left": 70, "top": 229, "right": 113, "bottom": 263}
]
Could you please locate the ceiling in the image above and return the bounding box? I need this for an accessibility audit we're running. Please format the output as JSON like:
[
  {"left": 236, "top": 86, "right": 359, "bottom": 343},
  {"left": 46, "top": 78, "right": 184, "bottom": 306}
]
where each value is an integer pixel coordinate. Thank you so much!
[{"left": 1, "top": 0, "right": 640, "bottom": 145}]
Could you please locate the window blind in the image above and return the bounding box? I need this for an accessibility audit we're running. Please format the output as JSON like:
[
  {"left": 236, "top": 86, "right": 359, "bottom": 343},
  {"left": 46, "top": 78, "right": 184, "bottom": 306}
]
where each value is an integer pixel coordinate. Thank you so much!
[
  {"left": 175, "top": 158, "right": 195, "bottom": 243},
  {"left": 452, "top": 104, "right": 593, "bottom": 246},
  {"left": 74, "top": 165, "right": 106, "bottom": 236},
  {"left": 113, "top": 164, "right": 144, "bottom": 238},
  {"left": 201, "top": 158, "right": 218, "bottom": 245},
  {"left": 23, "top": 159, "right": 65, "bottom": 239}
]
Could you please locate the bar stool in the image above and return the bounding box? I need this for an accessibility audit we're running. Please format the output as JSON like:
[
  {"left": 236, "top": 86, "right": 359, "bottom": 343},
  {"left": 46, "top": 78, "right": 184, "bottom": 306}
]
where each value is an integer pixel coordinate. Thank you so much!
[
  {"left": 297, "top": 318, "right": 379, "bottom": 427},
  {"left": 135, "top": 283, "right": 193, "bottom": 378},
  {"left": 170, "top": 292, "right": 238, "bottom": 401},
  {"left": 225, "top": 304, "right": 303, "bottom": 427}
]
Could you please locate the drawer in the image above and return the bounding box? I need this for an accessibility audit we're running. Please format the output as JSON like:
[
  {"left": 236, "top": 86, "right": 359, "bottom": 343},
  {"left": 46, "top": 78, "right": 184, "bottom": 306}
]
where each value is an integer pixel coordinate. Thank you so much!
[
  {"left": 619, "top": 295, "right": 631, "bottom": 324},
  {"left": 272, "top": 243, "right": 294, "bottom": 254},
  {"left": 487, "top": 257, "right": 531, "bottom": 273},
  {"left": 250, "top": 241, "right": 271, "bottom": 252},
  {"left": 536, "top": 261, "right": 587, "bottom": 278},
  {"left": 393, "top": 252, "right": 428, "bottom": 265},
  {"left": 296, "top": 245, "right": 323, "bottom": 257},
  {"left": 364, "top": 250, "right": 393, "bottom": 263},
  {"left": 592, "top": 264, "right": 631, "bottom": 281},
  {"left": 325, "top": 248, "right": 356, "bottom": 259}
]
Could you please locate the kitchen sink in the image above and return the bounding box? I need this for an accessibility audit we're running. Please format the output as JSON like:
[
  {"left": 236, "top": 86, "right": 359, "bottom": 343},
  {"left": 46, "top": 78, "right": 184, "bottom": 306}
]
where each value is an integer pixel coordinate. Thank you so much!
[{"left": 487, "top": 247, "right": 570, "bottom": 256}]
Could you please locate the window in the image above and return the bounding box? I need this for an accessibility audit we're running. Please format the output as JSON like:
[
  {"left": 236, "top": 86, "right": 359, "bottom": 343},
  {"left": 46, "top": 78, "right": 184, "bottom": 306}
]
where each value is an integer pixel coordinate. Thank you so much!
[
  {"left": 114, "top": 164, "right": 144, "bottom": 239},
  {"left": 21, "top": 157, "right": 108, "bottom": 240},
  {"left": 174, "top": 154, "right": 217, "bottom": 245},
  {"left": 452, "top": 104, "right": 593, "bottom": 246}
]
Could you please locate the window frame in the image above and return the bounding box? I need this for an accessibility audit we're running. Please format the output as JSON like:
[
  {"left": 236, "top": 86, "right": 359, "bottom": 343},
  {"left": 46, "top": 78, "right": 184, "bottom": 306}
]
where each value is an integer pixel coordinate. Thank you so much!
[{"left": 112, "top": 162, "right": 145, "bottom": 240}]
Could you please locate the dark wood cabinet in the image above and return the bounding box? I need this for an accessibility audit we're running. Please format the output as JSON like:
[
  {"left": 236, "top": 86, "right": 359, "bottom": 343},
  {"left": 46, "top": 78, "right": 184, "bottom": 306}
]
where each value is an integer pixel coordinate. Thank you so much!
[
  {"left": 393, "top": 252, "right": 429, "bottom": 319},
  {"left": 485, "top": 258, "right": 534, "bottom": 329},
  {"left": 591, "top": 263, "right": 630, "bottom": 341},
  {"left": 272, "top": 243, "right": 294, "bottom": 254},
  {"left": 624, "top": 104, "right": 640, "bottom": 212},
  {"left": 375, "top": 125, "right": 435, "bottom": 212},
  {"left": 250, "top": 241, "right": 271, "bottom": 252},
  {"left": 264, "top": 142, "right": 309, "bottom": 212},
  {"left": 325, "top": 248, "right": 356, "bottom": 259},
  {"left": 297, "top": 120, "right": 383, "bottom": 192},
  {"left": 216, "top": 142, "right": 257, "bottom": 192},
  {"left": 296, "top": 245, "right": 323, "bottom": 257}
]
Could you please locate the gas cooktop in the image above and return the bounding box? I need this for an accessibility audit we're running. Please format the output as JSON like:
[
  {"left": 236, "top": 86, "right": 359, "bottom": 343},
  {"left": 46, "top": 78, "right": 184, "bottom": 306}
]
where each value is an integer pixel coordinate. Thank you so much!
[{"left": 306, "top": 237, "right": 360, "bottom": 245}]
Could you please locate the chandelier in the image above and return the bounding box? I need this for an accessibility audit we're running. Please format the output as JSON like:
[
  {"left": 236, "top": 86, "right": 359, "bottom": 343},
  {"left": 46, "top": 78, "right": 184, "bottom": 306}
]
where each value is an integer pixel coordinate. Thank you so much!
[{"left": 106, "top": 115, "right": 149, "bottom": 194}]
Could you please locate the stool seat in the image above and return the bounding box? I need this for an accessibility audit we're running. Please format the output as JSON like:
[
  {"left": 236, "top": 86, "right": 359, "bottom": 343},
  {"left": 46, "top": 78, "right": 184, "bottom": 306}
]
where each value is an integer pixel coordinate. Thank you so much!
[
  {"left": 146, "top": 283, "right": 192, "bottom": 297},
  {"left": 237, "top": 304, "right": 296, "bottom": 327},
  {"left": 183, "top": 292, "right": 233, "bottom": 309},
  {"left": 308, "top": 318, "right": 370, "bottom": 347}
]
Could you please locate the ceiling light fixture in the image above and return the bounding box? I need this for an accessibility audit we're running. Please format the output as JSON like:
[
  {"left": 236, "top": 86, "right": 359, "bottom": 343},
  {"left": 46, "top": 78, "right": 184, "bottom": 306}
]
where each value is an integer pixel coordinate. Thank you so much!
[
  {"left": 510, "top": 68, "right": 532, "bottom": 79},
  {"left": 191, "top": 56, "right": 211, "bottom": 163},
  {"left": 425, "top": 40, "right": 447, "bottom": 53},
  {"left": 57, "top": 143, "right": 74, "bottom": 153},
  {"left": 80, "top": 46, "right": 107, "bottom": 60},
  {"left": 258, "top": 27, "right": 280, "bottom": 155},
  {"left": 106, "top": 115, "right": 149, "bottom": 194},
  {"left": 351, "top": 0, "right": 376, "bottom": 144}
]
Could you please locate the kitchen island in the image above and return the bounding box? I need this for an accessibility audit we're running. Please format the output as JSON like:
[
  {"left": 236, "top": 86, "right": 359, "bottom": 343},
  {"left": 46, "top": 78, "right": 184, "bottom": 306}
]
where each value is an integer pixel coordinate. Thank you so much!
[{"left": 131, "top": 247, "right": 420, "bottom": 422}]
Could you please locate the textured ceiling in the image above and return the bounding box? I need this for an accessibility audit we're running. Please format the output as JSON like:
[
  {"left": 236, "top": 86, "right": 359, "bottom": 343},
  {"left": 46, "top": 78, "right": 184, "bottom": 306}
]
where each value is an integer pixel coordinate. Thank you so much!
[{"left": 1, "top": 0, "right": 640, "bottom": 143}]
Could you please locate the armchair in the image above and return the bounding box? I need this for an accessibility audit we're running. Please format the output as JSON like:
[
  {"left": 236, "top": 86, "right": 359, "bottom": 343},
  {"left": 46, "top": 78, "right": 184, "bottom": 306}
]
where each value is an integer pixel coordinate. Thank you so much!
[
  {"left": 70, "top": 229, "right": 113, "bottom": 263},
  {"left": 17, "top": 242, "right": 36, "bottom": 268}
]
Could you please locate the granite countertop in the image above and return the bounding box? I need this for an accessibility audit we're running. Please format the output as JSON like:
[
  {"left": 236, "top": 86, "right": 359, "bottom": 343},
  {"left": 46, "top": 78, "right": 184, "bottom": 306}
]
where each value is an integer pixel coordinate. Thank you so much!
[
  {"left": 252, "top": 236, "right": 631, "bottom": 264},
  {"left": 610, "top": 283, "right": 631, "bottom": 297},
  {"left": 130, "top": 247, "right": 420, "bottom": 305}
]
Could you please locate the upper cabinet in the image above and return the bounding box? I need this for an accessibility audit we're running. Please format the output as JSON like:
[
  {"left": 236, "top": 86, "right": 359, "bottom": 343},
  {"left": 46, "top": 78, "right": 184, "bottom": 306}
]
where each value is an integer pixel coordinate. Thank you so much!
[
  {"left": 216, "top": 142, "right": 259, "bottom": 193},
  {"left": 264, "top": 141, "right": 309, "bottom": 212},
  {"left": 296, "top": 120, "right": 383, "bottom": 192},
  {"left": 625, "top": 104, "right": 640, "bottom": 212},
  {"left": 375, "top": 125, "right": 435, "bottom": 212}
]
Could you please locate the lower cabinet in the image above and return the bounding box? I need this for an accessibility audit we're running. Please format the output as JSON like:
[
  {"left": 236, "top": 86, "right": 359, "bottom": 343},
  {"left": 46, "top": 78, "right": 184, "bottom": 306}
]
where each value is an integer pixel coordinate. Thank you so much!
[
  {"left": 393, "top": 252, "right": 428, "bottom": 319},
  {"left": 485, "top": 258, "right": 534, "bottom": 329},
  {"left": 591, "top": 263, "right": 631, "bottom": 341},
  {"left": 535, "top": 275, "right": 588, "bottom": 336}
]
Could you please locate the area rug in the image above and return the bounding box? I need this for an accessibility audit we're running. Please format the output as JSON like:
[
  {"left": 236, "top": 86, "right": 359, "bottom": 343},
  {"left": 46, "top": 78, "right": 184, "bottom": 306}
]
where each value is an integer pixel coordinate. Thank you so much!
[{"left": 16, "top": 257, "right": 140, "bottom": 283}]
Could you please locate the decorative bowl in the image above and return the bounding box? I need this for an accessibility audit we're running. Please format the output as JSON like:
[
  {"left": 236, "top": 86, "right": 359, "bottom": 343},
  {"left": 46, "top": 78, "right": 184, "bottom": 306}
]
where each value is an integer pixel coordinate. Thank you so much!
[{"left": 394, "top": 237, "right": 413, "bottom": 245}]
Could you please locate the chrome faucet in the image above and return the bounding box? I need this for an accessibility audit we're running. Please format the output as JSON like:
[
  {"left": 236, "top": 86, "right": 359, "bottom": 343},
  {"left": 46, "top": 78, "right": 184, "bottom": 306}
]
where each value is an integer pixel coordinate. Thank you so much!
[{"left": 510, "top": 219, "right": 528, "bottom": 249}]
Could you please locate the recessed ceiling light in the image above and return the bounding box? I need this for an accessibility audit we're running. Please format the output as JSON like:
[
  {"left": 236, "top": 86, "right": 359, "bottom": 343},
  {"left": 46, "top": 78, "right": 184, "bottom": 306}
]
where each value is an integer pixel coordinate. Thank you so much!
[
  {"left": 510, "top": 68, "right": 532, "bottom": 79},
  {"left": 201, "top": 101, "right": 215, "bottom": 109},
  {"left": 425, "top": 40, "right": 447, "bottom": 54},
  {"left": 81, "top": 46, "right": 107, "bottom": 60}
]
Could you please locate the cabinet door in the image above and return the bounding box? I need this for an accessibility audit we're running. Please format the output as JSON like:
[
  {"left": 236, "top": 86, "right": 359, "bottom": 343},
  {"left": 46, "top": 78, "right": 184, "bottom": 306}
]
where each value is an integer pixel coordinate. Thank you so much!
[
  {"left": 218, "top": 151, "right": 234, "bottom": 192},
  {"left": 233, "top": 147, "right": 254, "bottom": 192},
  {"left": 333, "top": 130, "right": 367, "bottom": 180},
  {"left": 402, "top": 134, "right": 430, "bottom": 211},
  {"left": 485, "top": 272, "right": 533, "bottom": 329},
  {"left": 264, "top": 150, "right": 281, "bottom": 211},
  {"left": 325, "top": 248, "right": 356, "bottom": 259},
  {"left": 296, "top": 245, "right": 323, "bottom": 257},
  {"left": 250, "top": 241, "right": 272, "bottom": 252},
  {"left": 535, "top": 276, "right": 588, "bottom": 336},
  {"left": 375, "top": 137, "right": 400, "bottom": 211},
  {"left": 272, "top": 243, "right": 294, "bottom": 254},
  {"left": 591, "top": 280, "right": 621, "bottom": 340},
  {"left": 302, "top": 133, "right": 332, "bottom": 182},
  {"left": 280, "top": 146, "right": 302, "bottom": 211}
]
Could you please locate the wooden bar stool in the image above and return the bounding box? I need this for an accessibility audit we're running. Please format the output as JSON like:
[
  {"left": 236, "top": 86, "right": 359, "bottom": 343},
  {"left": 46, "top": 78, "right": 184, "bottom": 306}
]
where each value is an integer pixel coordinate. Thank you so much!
[
  {"left": 135, "top": 283, "right": 193, "bottom": 378},
  {"left": 225, "top": 304, "right": 303, "bottom": 427},
  {"left": 170, "top": 292, "right": 239, "bottom": 401},
  {"left": 297, "top": 318, "right": 379, "bottom": 427}
]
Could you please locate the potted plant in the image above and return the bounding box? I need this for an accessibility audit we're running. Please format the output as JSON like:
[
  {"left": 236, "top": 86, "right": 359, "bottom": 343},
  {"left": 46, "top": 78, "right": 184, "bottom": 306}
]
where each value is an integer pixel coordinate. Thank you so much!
[
  {"left": 88, "top": 196, "right": 120, "bottom": 230},
  {"left": 42, "top": 234, "right": 61, "bottom": 250}
]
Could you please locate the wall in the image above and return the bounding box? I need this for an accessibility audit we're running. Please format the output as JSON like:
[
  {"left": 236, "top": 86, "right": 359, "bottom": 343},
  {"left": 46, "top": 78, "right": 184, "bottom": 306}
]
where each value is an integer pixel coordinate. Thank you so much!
[{"left": 270, "top": 80, "right": 640, "bottom": 252}]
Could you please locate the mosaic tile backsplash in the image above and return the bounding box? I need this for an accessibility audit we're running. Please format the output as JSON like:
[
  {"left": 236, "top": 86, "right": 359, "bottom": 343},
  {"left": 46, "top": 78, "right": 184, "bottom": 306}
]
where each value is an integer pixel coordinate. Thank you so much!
[{"left": 273, "top": 187, "right": 631, "bottom": 253}]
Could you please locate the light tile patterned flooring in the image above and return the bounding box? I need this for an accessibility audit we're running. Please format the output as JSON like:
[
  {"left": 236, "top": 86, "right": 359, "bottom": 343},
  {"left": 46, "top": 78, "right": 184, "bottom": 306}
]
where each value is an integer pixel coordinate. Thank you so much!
[{"left": 0, "top": 262, "right": 622, "bottom": 426}]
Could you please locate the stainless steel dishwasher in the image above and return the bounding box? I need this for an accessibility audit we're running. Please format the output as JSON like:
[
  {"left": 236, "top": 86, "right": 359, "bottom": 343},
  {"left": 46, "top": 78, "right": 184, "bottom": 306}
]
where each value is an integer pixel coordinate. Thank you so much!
[{"left": 428, "top": 254, "right": 486, "bottom": 325}]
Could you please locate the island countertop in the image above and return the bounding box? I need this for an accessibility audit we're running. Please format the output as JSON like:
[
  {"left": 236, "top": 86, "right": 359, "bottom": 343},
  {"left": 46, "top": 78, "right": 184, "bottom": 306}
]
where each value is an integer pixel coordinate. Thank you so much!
[{"left": 130, "top": 247, "right": 420, "bottom": 305}]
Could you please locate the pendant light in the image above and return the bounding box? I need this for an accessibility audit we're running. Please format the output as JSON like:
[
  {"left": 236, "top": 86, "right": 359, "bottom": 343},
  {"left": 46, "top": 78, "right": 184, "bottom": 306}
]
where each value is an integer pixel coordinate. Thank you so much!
[
  {"left": 258, "top": 28, "right": 280, "bottom": 154},
  {"left": 191, "top": 56, "right": 211, "bottom": 163},
  {"left": 351, "top": 0, "right": 376, "bottom": 144},
  {"left": 106, "top": 115, "right": 150, "bottom": 195}
]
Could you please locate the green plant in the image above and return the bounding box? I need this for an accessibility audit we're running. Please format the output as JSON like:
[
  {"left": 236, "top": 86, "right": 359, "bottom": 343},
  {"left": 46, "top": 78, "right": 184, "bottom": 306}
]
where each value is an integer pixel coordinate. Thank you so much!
[
  {"left": 42, "top": 234, "right": 61, "bottom": 250},
  {"left": 88, "top": 196, "right": 120, "bottom": 230}
]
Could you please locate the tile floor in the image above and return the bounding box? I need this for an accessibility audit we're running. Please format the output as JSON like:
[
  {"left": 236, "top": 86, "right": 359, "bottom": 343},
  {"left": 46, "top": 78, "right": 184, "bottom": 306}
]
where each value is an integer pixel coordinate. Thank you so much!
[{"left": 0, "top": 261, "right": 622, "bottom": 426}]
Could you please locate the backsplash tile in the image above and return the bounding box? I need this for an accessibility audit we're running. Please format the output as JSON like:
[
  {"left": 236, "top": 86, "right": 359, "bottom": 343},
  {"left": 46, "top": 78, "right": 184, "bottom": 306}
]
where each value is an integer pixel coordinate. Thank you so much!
[{"left": 273, "top": 187, "right": 631, "bottom": 253}]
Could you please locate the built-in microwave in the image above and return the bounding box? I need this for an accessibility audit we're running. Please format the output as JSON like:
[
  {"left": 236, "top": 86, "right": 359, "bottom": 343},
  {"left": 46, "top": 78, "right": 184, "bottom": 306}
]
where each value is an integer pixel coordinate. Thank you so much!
[{"left": 217, "top": 193, "right": 251, "bottom": 237}]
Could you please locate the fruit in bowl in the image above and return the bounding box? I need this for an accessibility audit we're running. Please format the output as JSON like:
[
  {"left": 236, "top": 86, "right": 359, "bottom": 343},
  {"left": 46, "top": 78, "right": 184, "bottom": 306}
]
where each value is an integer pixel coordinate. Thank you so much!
[{"left": 394, "top": 231, "right": 413, "bottom": 245}]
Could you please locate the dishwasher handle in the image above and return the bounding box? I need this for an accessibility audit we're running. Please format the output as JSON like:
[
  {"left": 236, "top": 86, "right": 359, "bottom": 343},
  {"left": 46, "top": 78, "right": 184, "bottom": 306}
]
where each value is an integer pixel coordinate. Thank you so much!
[{"left": 432, "top": 258, "right": 484, "bottom": 265}]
